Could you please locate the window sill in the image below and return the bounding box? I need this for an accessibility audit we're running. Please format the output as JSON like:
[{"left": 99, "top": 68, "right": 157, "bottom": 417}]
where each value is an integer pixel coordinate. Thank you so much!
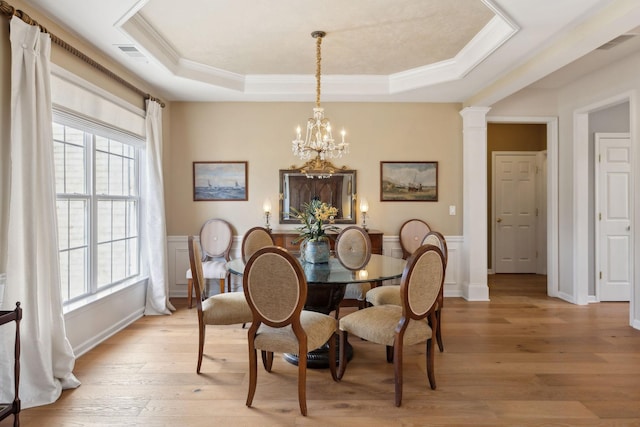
[{"left": 63, "top": 276, "right": 148, "bottom": 315}]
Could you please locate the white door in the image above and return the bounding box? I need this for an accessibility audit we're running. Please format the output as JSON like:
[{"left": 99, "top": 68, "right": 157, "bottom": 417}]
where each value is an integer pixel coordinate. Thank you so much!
[
  {"left": 596, "top": 133, "right": 633, "bottom": 301},
  {"left": 493, "top": 153, "right": 538, "bottom": 273}
]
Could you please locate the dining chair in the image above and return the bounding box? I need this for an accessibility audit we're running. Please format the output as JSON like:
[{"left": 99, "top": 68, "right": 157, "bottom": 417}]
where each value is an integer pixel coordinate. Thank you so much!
[
  {"left": 364, "top": 218, "right": 431, "bottom": 307},
  {"left": 338, "top": 244, "right": 445, "bottom": 407},
  {"left": 241, "top": 226, "right": 274, "bottom": 262},
  {"left": 365, "top": 231, "right": 448, "bottom": 352},
  {"left": 186, "top": 218, "right": 233, "bottom": 308},
  {"left": 334, "top": 225, "right": 372, "bottom": 318},
  {"left": 243, "top": 246, "right": 338, "bottom": 416},
  {"left": 421, "top": 231, "right": 448, "bottom": 351},
  {"left": 188, "top": 236, "right": 252, "bottom": 374},
  {"left": 399, "top": 218, "right": 431, "bottom": 260}
]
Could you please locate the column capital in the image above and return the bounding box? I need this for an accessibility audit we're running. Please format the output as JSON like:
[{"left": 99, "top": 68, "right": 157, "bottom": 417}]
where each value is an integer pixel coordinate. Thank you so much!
[{"left": 460, "top": 106, "right": 491, "bottom": 126}]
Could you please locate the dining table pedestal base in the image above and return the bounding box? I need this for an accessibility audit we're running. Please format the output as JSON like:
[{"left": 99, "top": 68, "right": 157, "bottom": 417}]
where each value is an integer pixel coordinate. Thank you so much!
[
  {"left": 283, "top": 336, "right": 353, "bottom": 369},
  {"left": 283, "top": 280, "right": 351, "bottom": 369}
]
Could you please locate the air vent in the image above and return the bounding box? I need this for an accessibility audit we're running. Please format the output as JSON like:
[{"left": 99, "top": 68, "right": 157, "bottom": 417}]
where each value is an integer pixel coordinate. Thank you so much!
[
  {"left": 116, "top": 45, "right": 148, "bottom": 61},
  {"left": 597, "top": 34, "right": 636, "bottom": 50}
]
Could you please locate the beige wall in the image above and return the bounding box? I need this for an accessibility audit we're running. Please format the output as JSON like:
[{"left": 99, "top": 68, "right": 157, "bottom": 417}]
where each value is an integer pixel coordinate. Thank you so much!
[{"left": 167, "top": 102, "right": 464, "bottom": 237}]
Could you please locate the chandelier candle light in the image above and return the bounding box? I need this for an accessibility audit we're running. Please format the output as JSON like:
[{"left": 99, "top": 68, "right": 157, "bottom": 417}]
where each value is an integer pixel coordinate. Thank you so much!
[{"left": 292, "top": 31, "right": 349, "bottom": 164}]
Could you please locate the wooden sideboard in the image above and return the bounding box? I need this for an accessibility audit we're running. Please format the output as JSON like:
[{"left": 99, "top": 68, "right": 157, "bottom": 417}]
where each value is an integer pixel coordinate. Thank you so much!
[{"left": 270, "top": 229, "right": 383, "bottom": 255}]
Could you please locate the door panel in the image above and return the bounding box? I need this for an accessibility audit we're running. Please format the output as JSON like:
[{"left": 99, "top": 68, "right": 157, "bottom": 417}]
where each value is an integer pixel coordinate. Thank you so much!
[
  {"left": 596, "top": 134, "right": 632, "bottom": 301},
  {"left": 494, "top": 154, "right": 537, "bottom": 273}
]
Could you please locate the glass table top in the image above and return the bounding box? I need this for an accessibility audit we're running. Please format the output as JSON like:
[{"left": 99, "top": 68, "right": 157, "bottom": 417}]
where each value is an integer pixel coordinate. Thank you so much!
[{"left": 227, "top": 253, "right": 407, "bottom": 284}]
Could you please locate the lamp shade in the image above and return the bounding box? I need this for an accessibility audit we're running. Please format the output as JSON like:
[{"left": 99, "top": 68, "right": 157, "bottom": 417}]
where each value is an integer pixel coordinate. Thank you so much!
[{"left": 359, "top": 197, "right": 369, "bottom": 213}]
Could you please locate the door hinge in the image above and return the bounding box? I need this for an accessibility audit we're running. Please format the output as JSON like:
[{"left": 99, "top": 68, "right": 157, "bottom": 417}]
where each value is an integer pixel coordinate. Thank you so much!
[
  {"left": 598, "top": 154, "right": 601, "bottom": 163},
  {"left": 536, "top": 208, "right": 539, "bottom": 217},
  {"left": 599, "top": 271, "right": 602, "bottom": 280},
  {"left": 599, "top": 212, "right": 602, "bottom": 221}
]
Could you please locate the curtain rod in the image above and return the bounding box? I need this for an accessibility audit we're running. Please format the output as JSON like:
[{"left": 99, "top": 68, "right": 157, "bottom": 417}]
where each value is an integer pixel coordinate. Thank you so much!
[{"left": 0, "top": 0, "right": 165, "bottom": 108}]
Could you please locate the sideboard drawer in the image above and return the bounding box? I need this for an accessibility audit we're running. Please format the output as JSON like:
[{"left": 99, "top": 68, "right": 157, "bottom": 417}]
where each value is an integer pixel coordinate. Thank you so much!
[{"left": 272, "top": 234, "right": 302, "bottom": 251}]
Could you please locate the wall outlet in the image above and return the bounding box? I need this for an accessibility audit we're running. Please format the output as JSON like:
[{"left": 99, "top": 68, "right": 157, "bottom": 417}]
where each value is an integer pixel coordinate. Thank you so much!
[{"left": 449, "top": 205, "right": 456, "bottom": 215}]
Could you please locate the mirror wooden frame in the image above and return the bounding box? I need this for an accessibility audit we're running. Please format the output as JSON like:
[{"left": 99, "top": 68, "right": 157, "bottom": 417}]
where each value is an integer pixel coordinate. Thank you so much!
[{"left": 279, "top": 168, "right": 357, "bottom": 224}]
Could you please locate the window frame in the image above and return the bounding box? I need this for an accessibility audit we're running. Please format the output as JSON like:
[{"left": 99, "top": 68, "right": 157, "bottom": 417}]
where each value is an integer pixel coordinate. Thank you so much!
[{"left": 53, "top": 109, "right": 143, "bottom": 305}]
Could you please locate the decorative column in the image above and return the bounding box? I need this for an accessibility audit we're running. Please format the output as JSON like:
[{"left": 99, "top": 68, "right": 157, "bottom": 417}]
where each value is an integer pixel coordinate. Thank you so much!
[{"left": 460, "top": 107, "right": 490, "bottom": 301}]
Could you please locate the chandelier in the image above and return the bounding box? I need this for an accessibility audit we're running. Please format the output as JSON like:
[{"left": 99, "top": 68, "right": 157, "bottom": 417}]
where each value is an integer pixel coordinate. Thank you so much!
[{"left": 292, "top": 31, "right": 349, "bottom": 165}]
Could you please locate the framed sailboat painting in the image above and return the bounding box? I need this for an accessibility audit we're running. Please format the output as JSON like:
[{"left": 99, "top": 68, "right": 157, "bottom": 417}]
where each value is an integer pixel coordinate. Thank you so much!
[
  {"left": 380, "top": 161, "right": 438, "bottom": 201},
  {"left": 193, "top": 161, "right": 248, "bottom": 201}
]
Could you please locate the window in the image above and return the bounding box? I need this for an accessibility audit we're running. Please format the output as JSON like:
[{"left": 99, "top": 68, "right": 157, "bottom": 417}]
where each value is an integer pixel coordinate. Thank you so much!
[{"left": 53, "top": 119, "right": 140, "bottom": 304}]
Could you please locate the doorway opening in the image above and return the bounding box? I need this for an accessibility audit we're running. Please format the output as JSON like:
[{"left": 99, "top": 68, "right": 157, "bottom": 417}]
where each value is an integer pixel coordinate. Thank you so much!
[
  {"left": 487, "top": 123, "right": 548, "bottom": 287},
  {"left": 486, "top": 117, "right": 558, "bottom": 299}
]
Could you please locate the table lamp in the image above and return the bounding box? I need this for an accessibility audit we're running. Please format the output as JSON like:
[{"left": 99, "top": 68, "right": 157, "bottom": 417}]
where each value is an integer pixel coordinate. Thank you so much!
[
  {"left": 359, "top": 197, "right": 369, "bottom": 230},
  {"left": 263, "top": 198, "right": 272, "bottom": 231}
]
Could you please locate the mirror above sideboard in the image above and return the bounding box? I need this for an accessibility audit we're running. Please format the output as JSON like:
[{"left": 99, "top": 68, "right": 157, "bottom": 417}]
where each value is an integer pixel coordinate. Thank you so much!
[{"left": 279, "top": 166, "right": 357, "bottom": 225}]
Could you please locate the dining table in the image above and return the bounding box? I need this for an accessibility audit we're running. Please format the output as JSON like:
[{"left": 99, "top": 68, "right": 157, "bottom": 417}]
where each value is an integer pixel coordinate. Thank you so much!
[{"left": 227, "top": 253, "right": 407, "bottom": 368}]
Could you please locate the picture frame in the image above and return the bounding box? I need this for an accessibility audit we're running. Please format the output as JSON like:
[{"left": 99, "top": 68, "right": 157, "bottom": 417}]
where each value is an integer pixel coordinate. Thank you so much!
[
  {"left": 193, "top": 161, "right": 248, "bottom": 201},
  {"left": 380, "top": 161, "right": 438, "bottom": 201}
]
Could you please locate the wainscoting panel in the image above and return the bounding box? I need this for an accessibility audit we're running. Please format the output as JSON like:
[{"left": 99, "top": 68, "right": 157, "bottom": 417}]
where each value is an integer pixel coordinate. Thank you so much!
[{"left": 168, "top": 234, "right": 464, "bottom": 299}]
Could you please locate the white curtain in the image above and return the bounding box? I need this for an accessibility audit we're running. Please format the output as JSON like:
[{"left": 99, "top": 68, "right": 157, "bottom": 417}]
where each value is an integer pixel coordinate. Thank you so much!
[
  {"left": 0, "top": 18, "right": 80, "bottom": 408},
  {"left": 143, "top": 100, "right": 174, "bottom": 315}
]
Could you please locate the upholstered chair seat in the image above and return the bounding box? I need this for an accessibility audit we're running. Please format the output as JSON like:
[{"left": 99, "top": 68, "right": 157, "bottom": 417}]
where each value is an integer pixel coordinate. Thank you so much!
[
  {"left": 201, "top": 293, "right": 252, "bottom": 325},
  {"left": 253, "top": 311, "right": 337, "bottom": 353},
  {"left": 343, "top": 282, "right": 371, "bottom": 301},
  {"left": 340, "top": 305, "right": 431, "bottom": 346},
  {"left": 186, "top": 259, "right": 227, "bottom": 281},
  {"left": 365, "top": 285, "right": 401, "bottom": 306}
]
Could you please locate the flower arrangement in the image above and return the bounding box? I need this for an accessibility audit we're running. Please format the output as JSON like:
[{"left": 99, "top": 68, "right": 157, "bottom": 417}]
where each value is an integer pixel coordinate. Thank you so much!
[{"left": 291, "top": 198, "right": 339, "bottom": 243}]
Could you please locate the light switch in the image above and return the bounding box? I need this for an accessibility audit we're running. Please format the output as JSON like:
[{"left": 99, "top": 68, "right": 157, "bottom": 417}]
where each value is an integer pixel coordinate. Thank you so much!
[{"left": 449, "top": 205, "right": 456, "bottom": 215}]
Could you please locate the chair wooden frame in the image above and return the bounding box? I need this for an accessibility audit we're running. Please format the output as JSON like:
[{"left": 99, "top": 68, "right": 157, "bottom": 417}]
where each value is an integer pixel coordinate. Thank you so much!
[
  {"left": 243, "top": 246, "right": 338, "bottom": 416},
  {"left": 421, "top": 231, "right": 448, "bottom": 352},
  {"left": 187, "top": 219, "right": 233, "bottom": 308},
  {"left": 0, "top": 302, "right": 21, "bottom": 427},
  {"left": 338, "top": 244, "right": 445, "bottom": 406},
  {"left": 188, "top": 235, "right": 252, "bottom": 373}
]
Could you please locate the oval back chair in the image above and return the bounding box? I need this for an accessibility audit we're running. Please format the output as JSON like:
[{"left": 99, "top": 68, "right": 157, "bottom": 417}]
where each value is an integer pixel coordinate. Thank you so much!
[
  {"left": 188, "top": 236, "right": 252, "bottom": 374},
  {"left": 421, "top": 231, "right": 448, "bottom": 352},
  {"left": 241, "top": 227, "right": 274, "bottom": 262},
  {"left": 334, "top": 226, "right": 372, "bottom": 317},
  {"left": 243, "top": 246, "right": 338, "bottom": 416},
  {"left": 338, "top": 244, "right": 445, "bottom": 407},
  {"left": 399, "top": 218, "right": 431, "bottom": 259},
  {"left": 186, "top": 219, "right": 233, "bottom": 307}
]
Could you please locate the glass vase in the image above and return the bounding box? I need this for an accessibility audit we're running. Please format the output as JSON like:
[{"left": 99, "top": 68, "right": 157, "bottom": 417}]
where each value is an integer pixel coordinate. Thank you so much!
[{"left": 301, "top": 239, "right": 330, "bottom": 264}]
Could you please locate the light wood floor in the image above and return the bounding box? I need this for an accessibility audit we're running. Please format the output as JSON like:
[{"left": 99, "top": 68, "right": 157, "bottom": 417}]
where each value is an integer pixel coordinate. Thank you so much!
[{"left": 5, "top": 274, "right": 640, "bottom": 426}]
